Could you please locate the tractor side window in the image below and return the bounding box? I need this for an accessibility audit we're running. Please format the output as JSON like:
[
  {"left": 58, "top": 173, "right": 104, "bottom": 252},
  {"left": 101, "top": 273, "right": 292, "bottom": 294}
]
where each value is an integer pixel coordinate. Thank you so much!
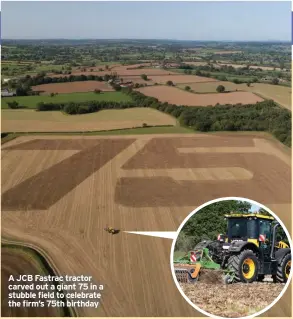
[
  {"left": 229, "top": 219, "right": 247, "bottom": 239},
  {"left": 259, "top": 220, "right": 271, "bottom": 241}
]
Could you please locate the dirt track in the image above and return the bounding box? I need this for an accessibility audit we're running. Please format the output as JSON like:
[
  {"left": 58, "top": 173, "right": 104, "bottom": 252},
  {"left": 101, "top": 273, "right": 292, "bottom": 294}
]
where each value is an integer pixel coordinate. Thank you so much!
[
  {"left": 137, "top": 85, "right": 263, "bottom": 106},
  {"left": 1, "top": 133, "right": 291, "bottom": 316}
]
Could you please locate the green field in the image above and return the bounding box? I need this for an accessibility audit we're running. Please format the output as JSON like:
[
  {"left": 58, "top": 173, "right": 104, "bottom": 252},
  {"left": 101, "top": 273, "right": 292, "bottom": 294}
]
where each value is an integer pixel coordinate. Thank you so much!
[{"left": 1, "top": 92, "right": 132, "bottom": 109}]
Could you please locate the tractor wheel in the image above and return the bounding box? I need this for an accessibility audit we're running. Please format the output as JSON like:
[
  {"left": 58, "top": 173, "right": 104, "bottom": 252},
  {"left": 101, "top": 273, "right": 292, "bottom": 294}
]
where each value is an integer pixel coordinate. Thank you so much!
[
  {"left": 227, "top": 249, "right": 258, "bottom": 283},
  {"left": 277, "top": 253, "right": 291, "bottom": 283}
]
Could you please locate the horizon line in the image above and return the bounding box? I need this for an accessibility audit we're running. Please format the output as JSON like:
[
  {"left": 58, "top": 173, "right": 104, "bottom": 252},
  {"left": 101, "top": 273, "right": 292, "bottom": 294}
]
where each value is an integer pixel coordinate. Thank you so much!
[{"left": 2, "top": 38, "right": 290, "bottom": 43}]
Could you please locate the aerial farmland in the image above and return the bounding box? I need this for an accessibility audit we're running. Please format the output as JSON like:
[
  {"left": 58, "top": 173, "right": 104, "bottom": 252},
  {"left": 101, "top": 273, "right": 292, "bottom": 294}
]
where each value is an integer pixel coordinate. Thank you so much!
[
  {"left": 2, "top": 133, "right": 291, "bottom": 316},
  {"left": 1, "top": 0, "right": 291, "bottom": 317},
  {"left": 136, "top": 85, "right": 264, "bottom": 106}
]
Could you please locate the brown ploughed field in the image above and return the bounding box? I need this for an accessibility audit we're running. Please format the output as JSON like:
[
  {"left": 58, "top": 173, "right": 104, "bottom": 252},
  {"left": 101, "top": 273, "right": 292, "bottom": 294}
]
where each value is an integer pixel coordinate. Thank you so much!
[
  {"left": 149, "top": 74, "right": 217, "bottom": 84},
  {"left": 32, "top": 81, "right": 114, "bottom": 94},
  {"left": 2, "top": 133, "right": 291, "bottom": 316},
  {"left": 137, "top": 85, "right": 263, "bottom": 106}
]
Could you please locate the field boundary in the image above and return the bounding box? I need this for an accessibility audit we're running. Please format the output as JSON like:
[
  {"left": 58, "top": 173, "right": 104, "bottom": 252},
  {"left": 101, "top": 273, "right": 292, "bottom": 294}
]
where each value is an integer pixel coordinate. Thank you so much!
[
  {"left": 1, "top": 238, "right": 76, "bottom": 316},
  {"left": 2, "top": 129, "right": 291, "bottom": 155},
  {"left": 1, "top": 124, "right": 174, "bottom": 135}
]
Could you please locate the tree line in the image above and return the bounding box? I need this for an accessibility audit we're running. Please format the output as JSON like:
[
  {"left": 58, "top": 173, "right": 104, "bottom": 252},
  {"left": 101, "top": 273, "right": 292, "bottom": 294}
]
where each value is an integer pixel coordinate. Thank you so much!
[{"left": 36, "top": 100, "right": 136, "bottom": 114}]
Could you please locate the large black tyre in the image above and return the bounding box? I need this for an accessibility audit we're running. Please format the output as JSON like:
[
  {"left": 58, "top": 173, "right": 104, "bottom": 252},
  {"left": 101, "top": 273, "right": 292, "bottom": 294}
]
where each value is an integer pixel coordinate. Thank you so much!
[
  {"left": 227, "top": 249, "right": 259, "bottom": 283},
  {"left": 277, "top": 253, "right": 291, "bottom": 283}
]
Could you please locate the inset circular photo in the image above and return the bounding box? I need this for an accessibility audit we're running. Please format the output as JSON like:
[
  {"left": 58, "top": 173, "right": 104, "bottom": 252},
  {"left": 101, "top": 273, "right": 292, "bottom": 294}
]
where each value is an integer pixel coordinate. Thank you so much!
[{"left": 171, "top": 197, "right": 292, "bottom": 319}]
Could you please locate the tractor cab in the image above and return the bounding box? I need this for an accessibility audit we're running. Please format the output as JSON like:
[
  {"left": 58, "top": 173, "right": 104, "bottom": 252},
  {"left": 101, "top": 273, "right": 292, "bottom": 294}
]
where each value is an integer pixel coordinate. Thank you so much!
[
  {"left": 222, "top": 213, "right": 291, "bottom": 283},
  {"left": 225, "top": 214, "right": 274, "bottom": 252}
]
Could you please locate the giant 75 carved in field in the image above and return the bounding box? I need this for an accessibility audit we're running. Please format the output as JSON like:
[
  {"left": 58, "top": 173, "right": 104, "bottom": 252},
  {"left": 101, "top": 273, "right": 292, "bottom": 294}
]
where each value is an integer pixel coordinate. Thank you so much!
[{"left": 2, "top": 139, "right": 135, "bottom": 211}]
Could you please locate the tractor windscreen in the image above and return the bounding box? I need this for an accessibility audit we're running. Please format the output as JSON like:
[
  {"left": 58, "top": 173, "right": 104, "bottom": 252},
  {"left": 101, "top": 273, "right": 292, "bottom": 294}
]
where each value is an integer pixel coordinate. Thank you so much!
[{"left": 227, "top": 218, "right": 258, "bottom": 240}]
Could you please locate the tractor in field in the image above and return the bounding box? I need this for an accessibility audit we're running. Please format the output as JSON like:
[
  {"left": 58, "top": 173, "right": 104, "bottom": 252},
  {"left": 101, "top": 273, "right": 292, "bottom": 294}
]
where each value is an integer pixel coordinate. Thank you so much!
[
  {"left": 174, "top": 214, "right": 291, "bottom": 284},
  {"left": 104, "top": 226, "right": 120, "bottom": 235}
]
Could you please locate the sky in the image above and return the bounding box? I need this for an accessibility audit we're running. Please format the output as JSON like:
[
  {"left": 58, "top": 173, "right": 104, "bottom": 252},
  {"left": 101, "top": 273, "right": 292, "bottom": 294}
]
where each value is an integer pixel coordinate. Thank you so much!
[
  {"left": 249, "top": 204, "right": 261, "bottom": 213},
  {"left": 1, "top": 1, "right": 291, "bottom": 41}
]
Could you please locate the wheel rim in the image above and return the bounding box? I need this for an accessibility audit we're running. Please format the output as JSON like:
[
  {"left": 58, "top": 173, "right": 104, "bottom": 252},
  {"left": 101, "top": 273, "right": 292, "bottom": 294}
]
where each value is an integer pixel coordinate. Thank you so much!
[
  {"left": 285, "top": 260, "right": 291, "bottom": 279},
  {"left": 242, "top": 258, "right": 255, "bottom": 279}
]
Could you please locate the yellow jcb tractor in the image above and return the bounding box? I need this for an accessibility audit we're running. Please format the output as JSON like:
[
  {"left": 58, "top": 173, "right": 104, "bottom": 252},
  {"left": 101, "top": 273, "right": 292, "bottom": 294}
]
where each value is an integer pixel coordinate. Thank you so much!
[
  {"left": 104, "top": 226, "right": 120, "bottom": 235},
  {"left": 174, "top": 214, "right": 291, "bottom": 284},
  {"left": 210, "top": 214, "right": 291, "bottom": 283}
]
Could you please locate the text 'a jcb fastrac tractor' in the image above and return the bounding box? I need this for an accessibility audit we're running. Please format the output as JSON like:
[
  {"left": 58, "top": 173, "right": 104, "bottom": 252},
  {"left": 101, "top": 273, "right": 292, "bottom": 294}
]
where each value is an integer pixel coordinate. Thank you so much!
[{"left": 174, "top": 213, "right": 291, "bottom": 284}]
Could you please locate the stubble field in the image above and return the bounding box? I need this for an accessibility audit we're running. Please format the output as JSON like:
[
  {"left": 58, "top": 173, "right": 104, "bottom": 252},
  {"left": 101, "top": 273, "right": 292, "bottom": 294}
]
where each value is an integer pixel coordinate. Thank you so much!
[
  {"left": 136, "top": 85, "right": 264, "bottom": 106},
  {"left": 1, "top": 108, "right": 176, "bottom": 132},
  {"left": 149, "top": 74, "right": 218, "bottom": 84},
  {"left": 1, "top": 133, "right": 291, "bottom": 316}
]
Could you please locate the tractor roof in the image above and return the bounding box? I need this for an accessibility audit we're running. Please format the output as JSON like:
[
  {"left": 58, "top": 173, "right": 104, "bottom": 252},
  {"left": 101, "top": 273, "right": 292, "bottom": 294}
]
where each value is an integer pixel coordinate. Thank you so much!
[{"left": 225, "top": 213, "right": 274, "bottom": 220}]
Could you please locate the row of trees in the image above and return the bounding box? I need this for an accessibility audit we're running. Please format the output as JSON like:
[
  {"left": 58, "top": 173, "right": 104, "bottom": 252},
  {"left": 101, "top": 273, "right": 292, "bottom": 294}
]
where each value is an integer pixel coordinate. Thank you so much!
[{"left": 37, "top": 100, "right": 136, "bottom": 114}]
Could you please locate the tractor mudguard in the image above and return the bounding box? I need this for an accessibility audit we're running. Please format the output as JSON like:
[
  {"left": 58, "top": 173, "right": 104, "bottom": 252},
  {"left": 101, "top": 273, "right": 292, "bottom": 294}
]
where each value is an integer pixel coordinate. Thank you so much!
[
  {"left": 275, "top": 248, "right": 291, "bottom": 262},
  {"left": 229, "top": 241, "right": 259, "bottom": 254}
]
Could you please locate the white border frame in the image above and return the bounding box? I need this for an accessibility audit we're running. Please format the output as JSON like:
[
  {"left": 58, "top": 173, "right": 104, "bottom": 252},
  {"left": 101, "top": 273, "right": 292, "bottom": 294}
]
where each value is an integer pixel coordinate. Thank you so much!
[{"left": 170, "top": 197, "right": 293, "bottom": 319}]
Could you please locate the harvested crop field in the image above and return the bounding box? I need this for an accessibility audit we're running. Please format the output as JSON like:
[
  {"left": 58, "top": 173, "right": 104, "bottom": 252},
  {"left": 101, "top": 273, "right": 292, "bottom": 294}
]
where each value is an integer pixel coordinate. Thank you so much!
[
  {"left": 1, "top": 108, "right": 175, "bottom": 132},
  {"left": 137, "top": 85, "right": 263, "bottom": 106},
  {"left": 181, "top": 81, "right": 291, "bottom": 110},
  {"left": 32, "top": 81, "right": 114, "bottom": 94},
  {"left": 2, "top": 133, "right": 291, "bottom": 316},
  {"left": 149, "top": 74, "right": 217, "bottom": 84},
  {"left": 180, "top": 280, "right": 285, "bottom": 317}
]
